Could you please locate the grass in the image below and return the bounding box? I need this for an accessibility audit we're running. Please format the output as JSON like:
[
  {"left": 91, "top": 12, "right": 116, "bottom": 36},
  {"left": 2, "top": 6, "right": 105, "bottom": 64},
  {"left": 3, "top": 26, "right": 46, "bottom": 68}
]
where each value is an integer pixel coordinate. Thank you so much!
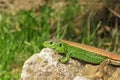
[
  {"left": 0, "top": 1, "right": 119, "bottom": 80},
  {"left": 0, "top": 9, "right": 52, "bottom": 79}
]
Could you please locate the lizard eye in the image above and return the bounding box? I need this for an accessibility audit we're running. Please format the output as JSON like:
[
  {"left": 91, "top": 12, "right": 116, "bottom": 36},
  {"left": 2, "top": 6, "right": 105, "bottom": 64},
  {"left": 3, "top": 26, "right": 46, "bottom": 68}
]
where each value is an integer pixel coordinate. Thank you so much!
[{"left": 50, "top": 42, "right": 53, "bottom": 44}]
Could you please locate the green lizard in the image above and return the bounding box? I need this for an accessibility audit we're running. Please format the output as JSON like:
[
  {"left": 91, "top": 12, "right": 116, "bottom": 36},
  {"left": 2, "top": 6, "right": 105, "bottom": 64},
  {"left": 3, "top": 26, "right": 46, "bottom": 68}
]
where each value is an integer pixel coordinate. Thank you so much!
[{"left": 43, "top": 39, "right": 120, "bottom": 66}]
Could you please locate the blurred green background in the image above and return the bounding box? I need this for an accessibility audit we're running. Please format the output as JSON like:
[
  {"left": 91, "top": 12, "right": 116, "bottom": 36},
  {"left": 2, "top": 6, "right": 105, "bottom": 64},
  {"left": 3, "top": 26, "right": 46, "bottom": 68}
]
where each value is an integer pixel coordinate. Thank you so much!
[{"left": 0, "top": 0, "right": 120, "bottom": 80}]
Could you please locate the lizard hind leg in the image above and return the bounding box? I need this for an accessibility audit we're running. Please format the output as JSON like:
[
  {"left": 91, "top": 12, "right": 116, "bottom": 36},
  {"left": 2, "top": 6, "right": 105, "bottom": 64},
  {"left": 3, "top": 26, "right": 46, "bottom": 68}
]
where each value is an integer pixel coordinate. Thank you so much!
[{"left": 94, "top": 59, "right": 110, "bottom": 79}]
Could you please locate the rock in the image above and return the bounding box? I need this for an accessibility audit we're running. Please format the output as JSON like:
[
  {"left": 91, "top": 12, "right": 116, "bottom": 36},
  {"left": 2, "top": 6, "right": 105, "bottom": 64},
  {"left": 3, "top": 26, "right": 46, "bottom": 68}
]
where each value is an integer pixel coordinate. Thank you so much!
[
  {"left": 108, "top": 68, "right": 120, "bottom": 80},
  {"left": 20, "top": 48, "right": 120, "bottom": 80}
]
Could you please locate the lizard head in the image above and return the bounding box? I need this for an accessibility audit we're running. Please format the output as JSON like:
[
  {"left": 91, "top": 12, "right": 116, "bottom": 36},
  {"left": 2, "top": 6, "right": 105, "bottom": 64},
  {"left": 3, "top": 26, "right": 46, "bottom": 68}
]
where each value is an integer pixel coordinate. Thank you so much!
[{"left": 43, "top": 40, "right": 65, "bottom": 53}]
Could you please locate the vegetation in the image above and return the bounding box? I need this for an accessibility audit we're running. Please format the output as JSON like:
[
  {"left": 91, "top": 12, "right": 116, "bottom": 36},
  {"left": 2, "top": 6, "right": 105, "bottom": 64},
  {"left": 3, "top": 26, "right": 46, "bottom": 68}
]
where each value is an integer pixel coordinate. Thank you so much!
[{"left": 0, "top": 0, "right": 119, "bottom": 80}]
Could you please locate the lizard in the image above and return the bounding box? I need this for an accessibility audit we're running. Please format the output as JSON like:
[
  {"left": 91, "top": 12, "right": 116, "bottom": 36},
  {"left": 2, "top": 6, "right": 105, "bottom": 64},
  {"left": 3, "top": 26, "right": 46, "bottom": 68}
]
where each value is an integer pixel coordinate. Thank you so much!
[
  {"left": 43, "top": 39, "right": 120, "bottom": 66},
  {"left": 43, "top": 39, "right": 120, "bottom": 78}
]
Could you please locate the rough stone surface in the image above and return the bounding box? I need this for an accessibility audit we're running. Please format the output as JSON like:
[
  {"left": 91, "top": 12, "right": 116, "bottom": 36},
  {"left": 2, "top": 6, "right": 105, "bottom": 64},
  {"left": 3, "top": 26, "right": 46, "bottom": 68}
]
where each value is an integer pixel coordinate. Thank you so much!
[
  {"left": 108, "top": 68, "right": 120, "bottom": 80},
  {"left": 21, "top": 48, "right": 120, "bottom": 80}
]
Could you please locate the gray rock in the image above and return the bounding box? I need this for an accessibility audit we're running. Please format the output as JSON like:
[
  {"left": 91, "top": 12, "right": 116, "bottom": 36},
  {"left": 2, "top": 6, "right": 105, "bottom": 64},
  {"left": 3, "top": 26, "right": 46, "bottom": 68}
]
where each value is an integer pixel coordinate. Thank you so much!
[{"left": 20, "top": 48, "right": 120, "bottom": 80}]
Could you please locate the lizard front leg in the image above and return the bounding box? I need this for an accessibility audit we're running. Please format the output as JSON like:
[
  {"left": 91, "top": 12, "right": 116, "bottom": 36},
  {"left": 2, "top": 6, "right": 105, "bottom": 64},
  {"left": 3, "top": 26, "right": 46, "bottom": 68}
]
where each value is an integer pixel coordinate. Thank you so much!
[{"left": 59, "top": 53, "right": 71, "bottom": 63}]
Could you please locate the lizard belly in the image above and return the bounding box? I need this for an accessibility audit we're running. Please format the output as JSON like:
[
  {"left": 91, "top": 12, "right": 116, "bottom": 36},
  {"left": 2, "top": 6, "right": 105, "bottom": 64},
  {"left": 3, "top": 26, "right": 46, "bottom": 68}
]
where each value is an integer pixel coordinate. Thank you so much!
[{"left": 67, "top": 45, "right": 107, "bottom": 64}]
